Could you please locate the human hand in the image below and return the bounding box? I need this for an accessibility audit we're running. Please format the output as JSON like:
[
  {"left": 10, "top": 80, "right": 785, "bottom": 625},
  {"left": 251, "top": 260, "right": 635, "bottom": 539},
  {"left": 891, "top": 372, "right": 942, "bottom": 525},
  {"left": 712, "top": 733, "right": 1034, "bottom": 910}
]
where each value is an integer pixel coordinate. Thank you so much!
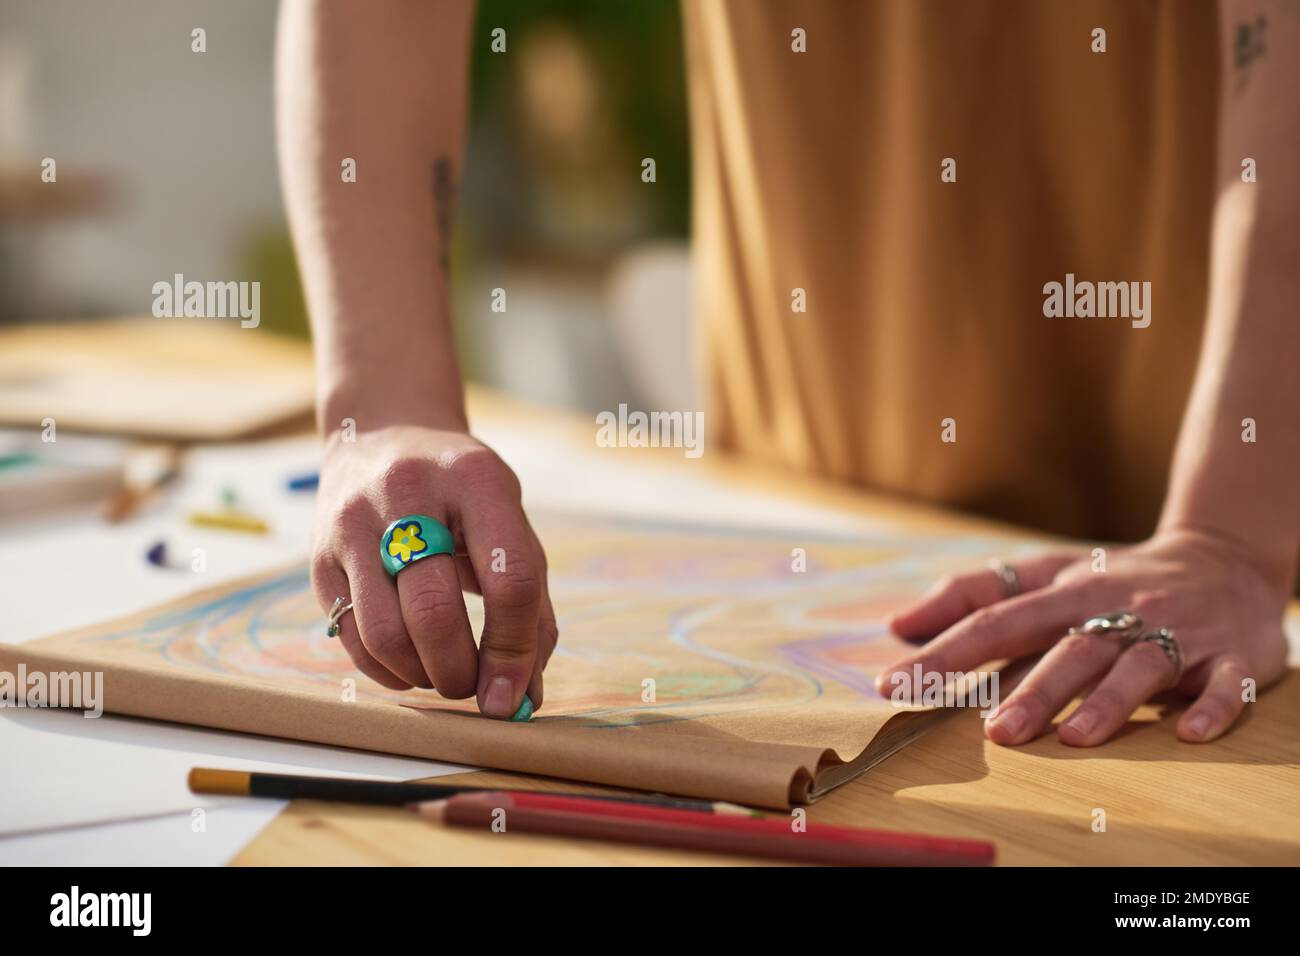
[
  {"left": 310, "top": 425, "right": 556, "bottom": 718},
  {"left": 876, "top": 528, "right": 1290, "bottom": 746}
]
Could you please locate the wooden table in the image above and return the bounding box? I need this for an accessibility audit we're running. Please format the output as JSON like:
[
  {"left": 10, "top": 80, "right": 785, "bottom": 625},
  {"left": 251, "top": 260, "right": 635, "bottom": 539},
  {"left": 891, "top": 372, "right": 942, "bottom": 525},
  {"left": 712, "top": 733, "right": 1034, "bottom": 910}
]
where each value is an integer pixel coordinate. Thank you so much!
[{"left": 234, "top": 391, "right": 1300, "bottom": 866}]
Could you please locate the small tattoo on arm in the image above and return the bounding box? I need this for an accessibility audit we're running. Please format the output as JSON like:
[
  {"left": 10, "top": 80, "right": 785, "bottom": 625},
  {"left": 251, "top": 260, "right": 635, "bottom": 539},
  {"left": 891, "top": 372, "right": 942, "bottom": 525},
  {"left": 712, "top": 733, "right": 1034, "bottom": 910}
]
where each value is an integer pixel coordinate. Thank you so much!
[
  {"left": 432, "top": 156, "right": 456, "bottom": 274},
  {"left": 1233, "top": 17, "right": 1267, "bottom": 92}
]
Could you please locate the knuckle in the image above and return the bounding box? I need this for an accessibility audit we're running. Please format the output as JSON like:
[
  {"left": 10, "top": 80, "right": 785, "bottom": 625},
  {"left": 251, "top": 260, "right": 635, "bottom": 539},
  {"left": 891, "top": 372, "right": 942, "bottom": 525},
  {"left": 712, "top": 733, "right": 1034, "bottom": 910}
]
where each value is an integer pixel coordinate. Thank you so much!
[
  {"left": 1011, "top": 683, "right": 1058, "bottom": 721},
  {"left": 964, "top": 607, "right": 1001, "bottom": 644},
  {"left": 1226, "top": 649, "right": 1254, "bottom": 670},
  {"left": 480, "top": 621, "right": 537, "bottom": 659},
  {"left": 1081, "top": 685, "right": 1129, "bottom": 719},
  {"left": 1058, "top": 575, "right": 1105, "bottom": 604},
  {"left": 335, "top": 494, "right": 374, "bottom": 534},
  {"left": 1054, "top": 633, "right": 1103, "bottom": 670},
  {"left": 1131, "top": 588, "right": 1177, "bottom": 620},
  {"left": 484, "top": 567, "right": 542, "bottom": 611},
  {"left": 539, "top": 615, "right": 559, "bottom": 651},
  {"left": 1215, "top": 653, "right": 1249, "bottom": 678},
  {"left": 453, "top": 448, "right": 521, "bottom": 497},
  {"left": 334, "top": 625, "right": 368, "bottom": 660},
  {"left": 334, "top": 633, "right": 371, "bottom": 669},
  {"left": 1195, "top": 695, "right": 1236, "bottom": 728},
  {"left": 482, "top": 639, "right": 534, "bottom": 663},
  {"left": 446, "top": 445, "right": 497, "bottom": 478},
  {"left": 911, "top": 654, "right": 944, "bottom": 679},
  {"left": 1127, "top": 639, "right": 1174, "bottom": 675},
  {"left": 309, "top": 549, "right": 338, "bottom": 591},
  {"left": 402, "top": 588, "right": 465, "bottom": 636},
  {"left": 359, "top": 619, "right": 410, "bottom": 660},
  {"left": 378, "top": 457, "right": 431, "bottom": 498}
]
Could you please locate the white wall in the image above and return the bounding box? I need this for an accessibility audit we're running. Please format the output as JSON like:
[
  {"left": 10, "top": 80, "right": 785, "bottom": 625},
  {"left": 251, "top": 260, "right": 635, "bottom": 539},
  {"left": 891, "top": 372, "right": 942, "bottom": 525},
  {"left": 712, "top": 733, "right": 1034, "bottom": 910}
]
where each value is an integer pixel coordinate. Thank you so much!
[{"left": 2, "top": 0, "right": 282, "bottom": 317}]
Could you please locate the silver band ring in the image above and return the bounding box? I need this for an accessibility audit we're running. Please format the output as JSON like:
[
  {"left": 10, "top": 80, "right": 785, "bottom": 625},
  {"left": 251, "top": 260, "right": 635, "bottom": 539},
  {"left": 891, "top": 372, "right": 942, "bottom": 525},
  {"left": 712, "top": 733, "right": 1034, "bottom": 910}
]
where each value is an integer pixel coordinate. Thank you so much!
[
  {"left": 326, "top": 596, "right": 354, "bottom": 639},
  {"left": 1138, "top": 627, "right": 1183, "bottom": 683},
  {"left": 990, "top": 560, "right": 1022, "bottom": 598},
  {"left": 1068, "top": 611, "right": 1143, "bottom": 645}
]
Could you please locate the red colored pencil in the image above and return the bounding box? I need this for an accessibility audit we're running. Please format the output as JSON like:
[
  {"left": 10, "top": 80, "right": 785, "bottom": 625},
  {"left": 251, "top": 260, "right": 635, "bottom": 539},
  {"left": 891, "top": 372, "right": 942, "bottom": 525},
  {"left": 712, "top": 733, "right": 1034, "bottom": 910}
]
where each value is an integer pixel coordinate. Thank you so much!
[{"left": 411, "top": 791, "right": 994, "bottom": 866}]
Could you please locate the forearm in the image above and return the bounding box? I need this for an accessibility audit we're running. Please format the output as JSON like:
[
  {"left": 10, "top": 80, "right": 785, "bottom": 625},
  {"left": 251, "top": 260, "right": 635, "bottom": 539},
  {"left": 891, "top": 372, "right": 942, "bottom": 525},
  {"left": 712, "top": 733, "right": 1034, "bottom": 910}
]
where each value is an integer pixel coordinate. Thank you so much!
[
  {"left": 276, "top": 0, "right": 474, "bottom": 434},
  {"left": 1158, "top": 1, "right": 1300, "bottom": 586}
]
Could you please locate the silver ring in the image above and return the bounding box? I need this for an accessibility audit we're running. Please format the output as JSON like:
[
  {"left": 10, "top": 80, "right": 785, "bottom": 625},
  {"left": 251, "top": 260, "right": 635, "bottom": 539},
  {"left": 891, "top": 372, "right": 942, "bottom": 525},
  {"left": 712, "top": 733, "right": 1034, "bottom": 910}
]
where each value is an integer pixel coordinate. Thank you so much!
[
  {"left": 1137, "top": 627, "right": 1183, "bottom": 682},
  {"left": 1067, "top": 611, "right": 1143, "bottom": 645},
  {"left": 990, "top": 560, "right": 1021, "bottom": 598},
  {"left": 326, "top": 596, "right": 354, "bottom": 639}
]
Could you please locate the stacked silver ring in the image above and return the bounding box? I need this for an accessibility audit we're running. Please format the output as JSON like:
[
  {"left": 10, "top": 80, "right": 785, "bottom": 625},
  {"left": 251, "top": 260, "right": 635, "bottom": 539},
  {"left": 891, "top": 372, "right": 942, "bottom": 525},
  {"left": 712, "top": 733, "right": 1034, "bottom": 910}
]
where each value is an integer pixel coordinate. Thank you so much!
[
  {"left": 326, "top": 596, "right": 354, "bottom": 639},
  {"left": 1067, "top": 611, "right": 1183, "bottom": 682},
  {"left": 1068, "top": 611, "right": 1143, "bottom": 644},
  {"left": 1138, "top": 627, "right": 1183, "bottom": 682}
]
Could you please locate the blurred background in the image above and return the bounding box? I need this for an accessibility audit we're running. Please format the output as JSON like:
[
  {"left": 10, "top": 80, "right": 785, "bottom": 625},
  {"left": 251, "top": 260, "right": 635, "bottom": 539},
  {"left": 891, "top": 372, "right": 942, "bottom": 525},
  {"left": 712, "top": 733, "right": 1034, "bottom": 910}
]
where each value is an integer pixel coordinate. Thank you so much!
[{"left": 0, "top": 0, "right": 695, "bottom": 414}]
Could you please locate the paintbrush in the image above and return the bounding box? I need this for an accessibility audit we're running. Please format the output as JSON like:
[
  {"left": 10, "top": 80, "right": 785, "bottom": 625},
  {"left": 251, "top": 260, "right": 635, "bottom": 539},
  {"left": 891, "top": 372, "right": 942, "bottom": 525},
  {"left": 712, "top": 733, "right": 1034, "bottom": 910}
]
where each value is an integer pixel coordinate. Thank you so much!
[
  {"left": 188, "top": 767, "right": 759, "bottom": 815},
  {"left": 102, "top": 443, "right": 183, "bottom": 522}
]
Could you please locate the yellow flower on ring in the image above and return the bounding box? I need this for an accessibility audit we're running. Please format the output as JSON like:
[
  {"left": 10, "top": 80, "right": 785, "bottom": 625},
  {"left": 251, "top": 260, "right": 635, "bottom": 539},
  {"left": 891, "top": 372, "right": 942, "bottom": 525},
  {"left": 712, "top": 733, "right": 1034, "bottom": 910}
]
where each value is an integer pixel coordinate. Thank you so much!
[{"left": 387, "top": 523, "right": 427, "bottom": 565}]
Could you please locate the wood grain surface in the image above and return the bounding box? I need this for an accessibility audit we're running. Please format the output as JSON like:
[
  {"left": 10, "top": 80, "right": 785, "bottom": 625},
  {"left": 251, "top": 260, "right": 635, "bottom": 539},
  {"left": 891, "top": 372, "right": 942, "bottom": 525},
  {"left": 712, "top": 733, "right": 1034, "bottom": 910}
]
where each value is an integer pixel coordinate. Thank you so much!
[{"left": 231, "top": 389, "right": 1300, "bottom": 866}]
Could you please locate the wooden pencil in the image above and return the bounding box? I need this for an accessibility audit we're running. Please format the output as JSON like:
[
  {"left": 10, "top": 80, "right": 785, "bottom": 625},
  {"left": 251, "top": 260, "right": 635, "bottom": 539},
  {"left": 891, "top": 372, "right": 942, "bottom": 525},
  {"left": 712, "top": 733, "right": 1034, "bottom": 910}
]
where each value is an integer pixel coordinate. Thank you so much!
[{"left": 412, "top": 791, "right": 996, "bottom": 866}]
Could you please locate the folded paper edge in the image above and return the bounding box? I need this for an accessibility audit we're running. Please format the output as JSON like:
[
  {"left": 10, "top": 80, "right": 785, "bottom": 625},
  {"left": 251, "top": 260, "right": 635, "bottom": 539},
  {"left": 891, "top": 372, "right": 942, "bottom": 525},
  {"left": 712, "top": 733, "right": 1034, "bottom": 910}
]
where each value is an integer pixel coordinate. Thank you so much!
[{"left": 1, "top": 642, "right": 828, "bottom": 810}]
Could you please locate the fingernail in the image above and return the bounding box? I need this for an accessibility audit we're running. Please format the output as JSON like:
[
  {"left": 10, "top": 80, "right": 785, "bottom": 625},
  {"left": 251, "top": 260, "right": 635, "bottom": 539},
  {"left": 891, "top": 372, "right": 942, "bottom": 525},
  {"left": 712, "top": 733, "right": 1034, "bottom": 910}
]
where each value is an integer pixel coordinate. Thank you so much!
[
  {"left": 991, "top": 705, "right": 1026, "bottom": 741},
  {"left": 1185, "top": 714, "right": 1210, "bottom": 740},
  {"left": 1066, "top": 708, "right": 1097, "bottom": 737},
  {"left": 482, "top": 676, "right": 516, "bottom": 718}
]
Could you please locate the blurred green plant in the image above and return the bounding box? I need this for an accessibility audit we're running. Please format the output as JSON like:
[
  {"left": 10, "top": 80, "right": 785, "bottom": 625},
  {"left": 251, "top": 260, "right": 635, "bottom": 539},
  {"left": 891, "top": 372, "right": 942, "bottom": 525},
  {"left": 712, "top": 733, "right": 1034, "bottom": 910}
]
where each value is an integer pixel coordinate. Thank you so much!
[
  {"left": 467, "top": 0, "right": 690, "bottom": 244},
  {"left": 251, "top": 1, "right": 690, "bottom": 352},
  {"left": 241, "top": 228, "right": 310, "bottom": 340}
]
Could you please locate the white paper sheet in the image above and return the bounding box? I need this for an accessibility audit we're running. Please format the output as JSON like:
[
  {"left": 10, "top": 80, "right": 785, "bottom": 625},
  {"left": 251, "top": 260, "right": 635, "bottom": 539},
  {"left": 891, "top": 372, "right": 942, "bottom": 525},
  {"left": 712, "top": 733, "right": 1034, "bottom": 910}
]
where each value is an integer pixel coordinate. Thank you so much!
[
  {"left": 0, "top": 705, "right": 472, "bottom": 837},
  {"left": 0, "top": 803, "right": 289, "bottom": 867}
]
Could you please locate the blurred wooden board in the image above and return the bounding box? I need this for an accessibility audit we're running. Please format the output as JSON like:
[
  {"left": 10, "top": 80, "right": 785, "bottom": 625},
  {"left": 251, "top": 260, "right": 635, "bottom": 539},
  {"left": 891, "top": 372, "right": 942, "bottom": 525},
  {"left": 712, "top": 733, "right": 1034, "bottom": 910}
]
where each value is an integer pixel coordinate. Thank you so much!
[
  {"left": 0, "top": 318, "right": 314, "bottom": 440},
  {"left": 0, "top": 164, "right": 110, "bottom": 221}
]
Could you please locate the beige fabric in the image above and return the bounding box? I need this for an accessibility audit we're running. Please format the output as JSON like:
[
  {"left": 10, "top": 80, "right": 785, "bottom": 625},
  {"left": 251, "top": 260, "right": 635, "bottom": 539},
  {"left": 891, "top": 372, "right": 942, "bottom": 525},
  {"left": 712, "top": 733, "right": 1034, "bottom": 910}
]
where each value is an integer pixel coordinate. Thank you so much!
[{"left": 684, "top": 0, "right": 1219, "bottom": 541}]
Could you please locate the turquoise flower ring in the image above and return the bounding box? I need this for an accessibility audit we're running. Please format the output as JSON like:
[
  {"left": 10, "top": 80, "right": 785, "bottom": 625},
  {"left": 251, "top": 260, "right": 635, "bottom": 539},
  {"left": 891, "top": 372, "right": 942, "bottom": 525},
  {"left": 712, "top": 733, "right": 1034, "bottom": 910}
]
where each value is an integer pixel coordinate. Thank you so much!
[{"left": 380, "top": 514, "right": 455, "bottom": 577}]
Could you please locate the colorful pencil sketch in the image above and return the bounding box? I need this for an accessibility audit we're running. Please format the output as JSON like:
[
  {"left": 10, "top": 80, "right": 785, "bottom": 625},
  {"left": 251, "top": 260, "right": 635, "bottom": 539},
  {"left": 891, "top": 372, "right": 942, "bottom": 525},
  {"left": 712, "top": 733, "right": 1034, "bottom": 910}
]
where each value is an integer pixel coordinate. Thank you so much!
[{"left": 75, "top": 514, "right": 1020, "bottom": 728}]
